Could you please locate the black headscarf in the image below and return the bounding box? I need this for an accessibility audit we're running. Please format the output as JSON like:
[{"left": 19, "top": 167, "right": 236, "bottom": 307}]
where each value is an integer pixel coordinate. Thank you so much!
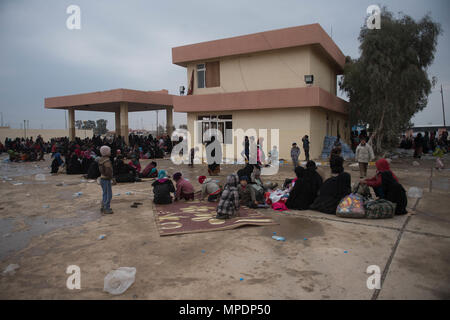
[{"left": 295, "top": 166, "right": 305, "bottom": 178}]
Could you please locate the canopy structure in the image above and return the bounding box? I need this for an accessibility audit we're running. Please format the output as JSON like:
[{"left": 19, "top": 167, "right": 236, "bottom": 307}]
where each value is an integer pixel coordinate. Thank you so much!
[{"left": 45, "top": 88, "right": 174, "bottom": 144}]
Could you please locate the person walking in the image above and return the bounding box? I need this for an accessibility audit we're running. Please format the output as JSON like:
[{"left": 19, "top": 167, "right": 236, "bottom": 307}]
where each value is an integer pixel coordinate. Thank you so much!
[
  {"left": 302, "top": 135, "right": 310, "bottom": 162},
  {"left": 355, "top": 138, "right": 374, "bottom": 179},
  {"left": 291, "top": 143, "right": 301, "bottom": 168}
]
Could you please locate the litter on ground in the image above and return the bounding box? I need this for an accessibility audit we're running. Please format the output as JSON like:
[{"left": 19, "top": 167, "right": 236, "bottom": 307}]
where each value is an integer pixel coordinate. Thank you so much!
[
  {"left": 103, "top": 267, "right": 136, "bottom": 295},
  {"left": 2, "top": 264, "right": 20, "bottom": 276}
]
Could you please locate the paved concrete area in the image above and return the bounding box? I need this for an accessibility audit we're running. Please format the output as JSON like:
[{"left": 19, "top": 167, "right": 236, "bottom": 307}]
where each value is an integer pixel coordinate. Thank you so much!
[{"left": 0, "top": 154, "right": 449, "bottom": 299}]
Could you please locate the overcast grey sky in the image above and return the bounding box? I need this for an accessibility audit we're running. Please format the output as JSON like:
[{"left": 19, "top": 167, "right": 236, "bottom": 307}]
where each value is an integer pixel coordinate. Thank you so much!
[{"left": 0, "top": 0, "right": 449, "bottom": 130}]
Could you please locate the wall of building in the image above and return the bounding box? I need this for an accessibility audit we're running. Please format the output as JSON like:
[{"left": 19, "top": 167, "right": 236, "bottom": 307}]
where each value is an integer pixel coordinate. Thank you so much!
[
  {"left": 309, "top": 46, "right": 337, "bottom": 95},
  {"left": 186, "top": 45, "right": 339, "bottom": 96},
  {"left": 187, "top": 46, "right": 311, "bottom": 94},
  {"left": 0, "top": 128, "right": 93, "bottom": 143},
  {"left": 187, "top": 107, "right": 348, "bottom": 162},
  {"left": 309, "top": 108, "right": 350, "bottom": 157},
  {"left": 186, "top": 106, "right": 350, "bottom": 163}
]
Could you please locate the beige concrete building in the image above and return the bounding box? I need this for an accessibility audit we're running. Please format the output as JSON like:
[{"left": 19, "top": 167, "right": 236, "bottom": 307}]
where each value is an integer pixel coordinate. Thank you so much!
[{"left": 172, "top": 23, "right": 349, "bottom": 160}]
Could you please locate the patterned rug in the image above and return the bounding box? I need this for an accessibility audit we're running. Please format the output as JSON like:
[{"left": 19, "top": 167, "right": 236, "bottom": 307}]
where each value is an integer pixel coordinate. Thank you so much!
[{"left": 154, "top": 200, "right": 277, "bottom": 236}]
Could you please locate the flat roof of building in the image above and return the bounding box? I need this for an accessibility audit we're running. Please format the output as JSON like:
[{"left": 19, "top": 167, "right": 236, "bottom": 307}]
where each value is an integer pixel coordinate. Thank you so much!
[
  {"left": 172, "top": 23, "right": 346, "bottom": 72},
  {"left": 45, "top": 88, "right": 173, "bottom": 112}
]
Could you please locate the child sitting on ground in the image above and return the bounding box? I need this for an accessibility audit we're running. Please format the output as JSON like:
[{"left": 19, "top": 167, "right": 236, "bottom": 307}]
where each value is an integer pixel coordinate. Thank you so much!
[
  {"left": 237, "top": 176, "right": 256, "bottom": 208},
  {"left": 251, "top": 164, "right": 278, "bottom": 191},
  {"left": 216, "top": 174, "right": 240, "bottom": 219},
  {"left": 199, "top": 175, "right": 222, "bottom": 202},
  {"left": 245, "top": 174, "right": 270, "bottom": 208},
  {"left": 173, "top": 172, "right": 195, "bottom": 201}
]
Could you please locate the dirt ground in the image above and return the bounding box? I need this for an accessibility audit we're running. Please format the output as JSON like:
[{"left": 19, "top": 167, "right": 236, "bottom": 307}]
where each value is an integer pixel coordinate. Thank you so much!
[{"left": 0, "top": 154, "right": 449, "bottom": 300}]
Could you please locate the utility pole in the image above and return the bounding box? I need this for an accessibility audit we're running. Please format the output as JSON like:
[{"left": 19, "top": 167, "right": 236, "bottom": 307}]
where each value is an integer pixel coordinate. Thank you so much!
[
  {"left": 24, "top": 120, "right": 26, "bottom": 138},
  {"left": 0, "top": 112, "right": 3, "bottom": 127},
  {"left": 441, "top": 85, "right": 446, "bottom": 127},
  {"left": 65, "top": 110, "right": 67, "bottom": 129}
]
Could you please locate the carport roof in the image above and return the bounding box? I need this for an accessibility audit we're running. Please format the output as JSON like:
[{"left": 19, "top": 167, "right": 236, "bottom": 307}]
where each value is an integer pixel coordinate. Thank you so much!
[{"left": 45, "top": 88, "right": 174, "bottom": 112}]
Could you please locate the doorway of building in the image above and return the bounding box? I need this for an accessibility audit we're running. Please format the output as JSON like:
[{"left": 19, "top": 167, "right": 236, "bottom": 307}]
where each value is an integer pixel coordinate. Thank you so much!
[{"left": 197, "top": 115, "right": 232, "bottom": 144}]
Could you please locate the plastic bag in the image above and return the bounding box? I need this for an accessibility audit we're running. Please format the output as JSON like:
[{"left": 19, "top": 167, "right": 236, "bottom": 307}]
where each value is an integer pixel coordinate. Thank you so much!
[
  {"left": 35, "top": 174, "right": 46, "bottom": 181},
  {"left": 3, "top": 264, "right": 19, "bottom": 276},
  {"left": 336, "top": 193, "right": 365, "bottom": 218},
  {"left": 436, "top": 158, "right": 444, "bottom": 170},
  {"left": 103, "top": 267, "right": 136, "bottom": 295},
  {"left": 407, "top": 187, "right": 423, "bottom": 199}
]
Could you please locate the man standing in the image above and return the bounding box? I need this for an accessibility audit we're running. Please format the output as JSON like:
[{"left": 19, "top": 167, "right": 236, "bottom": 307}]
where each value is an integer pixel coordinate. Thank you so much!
[
  {"left": 355, "top": 138, "right": 374, "bottom": 179},
  {"left": 291, "top": 143, "right": 301, "bottom": 168},
  {"left": 302, "top": 135, "right": 310, "bottom": 162}
]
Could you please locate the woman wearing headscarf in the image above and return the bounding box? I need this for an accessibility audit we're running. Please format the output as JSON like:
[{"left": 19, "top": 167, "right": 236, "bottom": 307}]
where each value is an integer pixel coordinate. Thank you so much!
[
  {"left": 86, "top": 157, "right": 101, "bottom": 179},
  {"left": 237, "top": 163, "right": 254, "bottom": 181},
  {"left": 113, "top": 155, "right": 139, "bottom": 183},
  {"left": 286, "top": 162, "right": 323, "bottom": 210},
  {"left": 128, "top": 154, "right": 141, "bottom": 174},
  {"left": 66, "top": 152, "right": 83, "bottom": 174},
  {"left": 140, "top": 161, "right": 158, "bottom": 178},
  {"left": 81, "top": 150, "right": 93, "bottom": 174},
  {"left": 152, "top": 170, "right": 175, "bottom": 204},
  {"left": 51, "top": 152, "right": 64, "bottom": 174},
  {"left": 361, "top": 159, "right": 407, "bottom": 215},
  {"left": 216, "top": 174, "right": 240, "bottom": 219},
  {"left": 309, "top": 156, "right": 351, "bottom": 214}
]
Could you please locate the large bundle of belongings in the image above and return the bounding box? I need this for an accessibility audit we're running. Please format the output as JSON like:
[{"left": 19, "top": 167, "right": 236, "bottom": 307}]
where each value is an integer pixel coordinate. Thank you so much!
[
  {"left": 321, "top": 136, "right": 355, "bottom": 160},
  {"left": 336, "top": 183, "right": 397, "bottom": 219}
]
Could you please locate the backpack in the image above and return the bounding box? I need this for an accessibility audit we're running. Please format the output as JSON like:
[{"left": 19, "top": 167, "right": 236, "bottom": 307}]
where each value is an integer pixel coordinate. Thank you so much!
[
  {"left": 364, "top": 199, "right": 396, "bottom": 219},
  {"left": 336, "top": 193, "right": 366, "bottom": 218}
]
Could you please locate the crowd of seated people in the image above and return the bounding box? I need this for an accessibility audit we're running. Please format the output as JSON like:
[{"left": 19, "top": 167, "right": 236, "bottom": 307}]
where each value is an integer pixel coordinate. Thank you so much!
[{"left": 4, "top": 136, "right": 48, "bottom": 162}]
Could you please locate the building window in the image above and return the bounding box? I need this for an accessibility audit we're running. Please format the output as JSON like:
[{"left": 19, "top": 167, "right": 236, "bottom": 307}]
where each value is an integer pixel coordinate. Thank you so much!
[
  {"left": 206, "top": 61, "right": 220, "bottom": 87},
  {"left": 197, "top": 115, "right": 232, "bottom": 144},
  {"left": 197, "top": 64, "right": 206, "bottom": 88}
]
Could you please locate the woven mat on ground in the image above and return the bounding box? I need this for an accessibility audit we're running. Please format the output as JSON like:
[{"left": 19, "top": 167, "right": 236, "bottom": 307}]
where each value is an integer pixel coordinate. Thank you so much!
[{"left": 154, "top": 200, "right": 277, "bottom": 236}]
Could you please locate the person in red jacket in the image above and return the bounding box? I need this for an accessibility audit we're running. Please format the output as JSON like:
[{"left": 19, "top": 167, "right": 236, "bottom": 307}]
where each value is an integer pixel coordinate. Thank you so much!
[{"left": 361, "top": 158, "right": 407, "bottom": 215}]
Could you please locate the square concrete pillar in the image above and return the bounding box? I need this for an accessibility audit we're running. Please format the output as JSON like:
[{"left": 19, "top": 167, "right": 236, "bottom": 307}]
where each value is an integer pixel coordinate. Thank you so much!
[
  {"left": 166, "top": 106, "right": 173, "bottom": 137},
  {"left": 68, "top": 108, "right": 75, "bottom": 141},
  {"left": 120, "top": 102, "right": 129, "bottom": 145},
  {"left": 115, "top": 111, "right": 121, "bottom": 137}
]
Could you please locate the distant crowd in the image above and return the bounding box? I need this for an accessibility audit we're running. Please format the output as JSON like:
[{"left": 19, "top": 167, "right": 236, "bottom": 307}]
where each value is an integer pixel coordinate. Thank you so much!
[
  {"left": 1, "top": 134, "right": 176, "bottom": 179},
  {"left": 399, "top": 131, "right": 448, "bottom": 158}
]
